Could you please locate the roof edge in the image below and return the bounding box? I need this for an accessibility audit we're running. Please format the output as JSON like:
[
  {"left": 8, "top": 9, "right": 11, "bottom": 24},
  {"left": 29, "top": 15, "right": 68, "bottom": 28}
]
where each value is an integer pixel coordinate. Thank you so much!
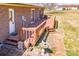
[{"left": 0, "top": 3, "right": 45, "bottom": 9}]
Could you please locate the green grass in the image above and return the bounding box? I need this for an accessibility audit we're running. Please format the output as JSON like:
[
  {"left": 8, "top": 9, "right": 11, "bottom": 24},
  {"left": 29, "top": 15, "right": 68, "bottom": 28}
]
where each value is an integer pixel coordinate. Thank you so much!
[
  {"left": 51, "top": 48, "right": 56, "bottom": 54},
  {"left": 47, "top": 10, "right": 79, "bottom": 56},
  {"left": 62, "top": 20, "right": 79, "bottom": 56}
]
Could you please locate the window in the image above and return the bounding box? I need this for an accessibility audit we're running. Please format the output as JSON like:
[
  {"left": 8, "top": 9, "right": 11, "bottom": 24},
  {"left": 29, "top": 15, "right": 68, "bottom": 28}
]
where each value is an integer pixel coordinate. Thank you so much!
[
  {"left": 21, "top": 16, "right": 26, "bottom": 27},
  {"left": 22, "top": 16, "right": 26, "bottom": 21},
  {"left": 9, "top": 11, "right": 12, "bottom": 21},
  {"left": 31, "top": 8, "right": 35, "bottom": 20}
]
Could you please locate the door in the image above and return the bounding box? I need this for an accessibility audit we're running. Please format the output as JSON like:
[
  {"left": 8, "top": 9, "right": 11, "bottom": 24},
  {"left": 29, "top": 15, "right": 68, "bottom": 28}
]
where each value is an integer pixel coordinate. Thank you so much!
[{"left": 9, "top": 8, "right": 15, "bottom": 34}]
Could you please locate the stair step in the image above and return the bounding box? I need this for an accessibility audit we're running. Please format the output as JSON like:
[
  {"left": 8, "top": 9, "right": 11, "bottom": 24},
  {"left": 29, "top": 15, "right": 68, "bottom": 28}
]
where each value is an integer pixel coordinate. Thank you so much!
[
  {"left": 7, "top": 39, "right": 18, "bottom": 43},
  {"left": 8, "top": 35, "right": 19, "bottom": 42},
  {"left": 48, "top": 29, "right": 55, "bottom": 32},
  {"left": 8, "top": 38, "right": 19, "bottom": 42},
  {"left": 4, "top": 40, "right": 17, "bottom": 46}
]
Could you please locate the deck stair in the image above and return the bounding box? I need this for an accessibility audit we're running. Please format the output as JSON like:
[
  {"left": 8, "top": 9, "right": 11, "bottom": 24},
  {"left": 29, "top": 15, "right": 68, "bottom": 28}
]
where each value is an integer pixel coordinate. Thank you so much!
[
  {"left": 4, "top": 35, "right": 19, "bottom": 46},
  {"left": 48, "top": 28, "right": 55, "bottom": 32}
]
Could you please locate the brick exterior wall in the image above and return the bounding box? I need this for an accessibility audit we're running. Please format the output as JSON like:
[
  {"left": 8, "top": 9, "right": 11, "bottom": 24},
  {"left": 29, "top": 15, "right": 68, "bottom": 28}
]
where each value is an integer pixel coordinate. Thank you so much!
[
  {"left": 0, "top": 6, "right": 9, "bottom": 43},
  {"left": 0, "top": 5, "right": 44, "bottom": 43}
]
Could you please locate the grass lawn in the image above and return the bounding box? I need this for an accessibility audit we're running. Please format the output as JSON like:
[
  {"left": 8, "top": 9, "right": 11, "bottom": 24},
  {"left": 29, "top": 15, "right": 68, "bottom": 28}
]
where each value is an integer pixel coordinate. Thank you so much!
[
  {"left": 48, "top": 10, "right": 79, "bottom": 56},
  {"left": 62, "top": 21, "right": 79, "bottom": 56}
]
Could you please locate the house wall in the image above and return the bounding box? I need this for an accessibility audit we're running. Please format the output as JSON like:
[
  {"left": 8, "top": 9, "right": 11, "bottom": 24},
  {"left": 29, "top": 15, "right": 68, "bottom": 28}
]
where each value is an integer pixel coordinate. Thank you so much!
[
  {"left": 0, "top": 6, "right": 9, "bottom": 43},
  {"left": 14, "top": 7, "right": 31, "bottom": 32},
  {"left": 0, "top": 5, "right": 44, "bottom": 43}
]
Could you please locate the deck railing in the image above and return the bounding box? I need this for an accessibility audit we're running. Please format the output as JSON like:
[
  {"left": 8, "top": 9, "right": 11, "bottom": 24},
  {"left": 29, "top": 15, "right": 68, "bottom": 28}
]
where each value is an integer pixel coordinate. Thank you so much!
[{"left": 19, "top": 18, "right": 47, "bottom": 45}]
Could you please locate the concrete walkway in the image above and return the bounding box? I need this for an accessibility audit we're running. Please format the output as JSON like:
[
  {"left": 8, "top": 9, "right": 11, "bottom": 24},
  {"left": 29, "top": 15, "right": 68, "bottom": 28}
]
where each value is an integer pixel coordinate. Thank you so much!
[{"left": 0, "top": 44, "right": 24, "bottom": 56}]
